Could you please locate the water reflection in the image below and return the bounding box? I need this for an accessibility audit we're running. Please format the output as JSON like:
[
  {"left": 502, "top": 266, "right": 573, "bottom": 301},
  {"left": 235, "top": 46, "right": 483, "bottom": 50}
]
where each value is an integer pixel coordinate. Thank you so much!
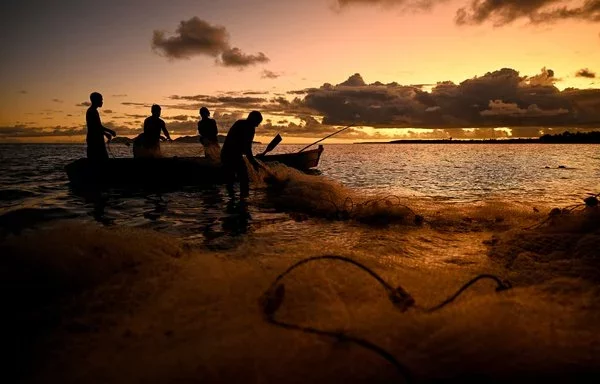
[
  {"left": 70, "top": 182, "right": 255, "bottom": 245},
  {"left": 143, "top": 194, "right": 167, "bottom": 221},
  {"left": 85, "top": 191, "right": 115, "bottom": 226},
  {"left": 222, "top": 197, "right": 251, "bottom": 236}
]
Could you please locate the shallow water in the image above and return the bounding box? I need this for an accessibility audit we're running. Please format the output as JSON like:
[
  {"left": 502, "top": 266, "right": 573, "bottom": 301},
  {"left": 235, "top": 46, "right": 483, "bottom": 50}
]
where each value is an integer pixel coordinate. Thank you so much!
[{"left": 1, "top": 143, "right": 598, "bottom": 234}]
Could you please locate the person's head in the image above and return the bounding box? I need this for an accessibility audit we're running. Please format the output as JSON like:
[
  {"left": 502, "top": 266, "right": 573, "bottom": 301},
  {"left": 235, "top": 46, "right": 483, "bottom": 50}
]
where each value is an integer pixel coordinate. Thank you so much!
[
  {"left": 200, "top": 107, "right": 210, "bottom": 118},
  {"left": 90, "top": 92, "right": 103, "bottom": 108},
  {"left": 247, "top": 111, "right": 263, "bottom": 126},
  {"left": 151, "top": 104, "right": 161, "bottom": 117}
]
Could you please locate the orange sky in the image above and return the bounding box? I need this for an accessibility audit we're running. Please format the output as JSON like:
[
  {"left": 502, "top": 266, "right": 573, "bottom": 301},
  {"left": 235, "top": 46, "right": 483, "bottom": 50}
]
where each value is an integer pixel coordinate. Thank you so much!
[{"left": 1, "top": 0, "right": 599, "bottom": 142}]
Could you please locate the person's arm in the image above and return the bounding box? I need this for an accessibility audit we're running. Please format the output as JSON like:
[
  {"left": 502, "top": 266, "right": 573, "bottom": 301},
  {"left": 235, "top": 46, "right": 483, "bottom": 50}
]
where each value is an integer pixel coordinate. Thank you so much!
[
  {"left": 161, "top": 121, "right": 172, "bottom": 141},
  {"left": 244, "top": 127, "right": 260, "bottom": 169},
  {"left": 210, "top": 120, "right": 218, "bottom": 141},
  {"left": 103, "top": 124, "right": 116, "bottom": 137}
]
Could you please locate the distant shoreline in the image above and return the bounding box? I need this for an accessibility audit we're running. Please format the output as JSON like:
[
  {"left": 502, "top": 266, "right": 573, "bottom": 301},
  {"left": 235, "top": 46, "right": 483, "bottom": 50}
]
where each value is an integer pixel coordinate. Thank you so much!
[{"left": 357, "top": 139, "right": 600, "bottom": 144}]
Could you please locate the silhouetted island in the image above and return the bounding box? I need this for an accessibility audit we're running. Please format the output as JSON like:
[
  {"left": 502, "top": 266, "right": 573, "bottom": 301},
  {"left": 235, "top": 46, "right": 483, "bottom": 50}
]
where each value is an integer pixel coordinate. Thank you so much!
[{"left": 359, "top": 131, "right": 600, "bottom": 144}]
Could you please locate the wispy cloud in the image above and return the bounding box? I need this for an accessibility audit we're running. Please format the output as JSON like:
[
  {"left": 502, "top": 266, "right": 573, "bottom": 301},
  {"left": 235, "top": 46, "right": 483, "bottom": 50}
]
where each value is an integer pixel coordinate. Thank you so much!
[
  {"left": 576, "top": 68, "right": 597, "bottom": 78},
  {"left": 261, "top": 70, "right": 281, "bottom": 79},
  {"left": 335, "top": 0, "right": 450, "bottom": 12}
]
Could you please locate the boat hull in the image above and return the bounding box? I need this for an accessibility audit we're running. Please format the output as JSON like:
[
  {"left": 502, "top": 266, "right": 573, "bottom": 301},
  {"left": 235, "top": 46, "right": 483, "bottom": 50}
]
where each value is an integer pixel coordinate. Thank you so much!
[{"left": 65, "top": 146, "right": 323, "bottom": 188}]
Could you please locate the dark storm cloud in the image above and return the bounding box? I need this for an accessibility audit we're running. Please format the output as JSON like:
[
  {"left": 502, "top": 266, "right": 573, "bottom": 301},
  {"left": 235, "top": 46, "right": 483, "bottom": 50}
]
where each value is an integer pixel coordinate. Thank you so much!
[
  {"left": 295, "top": 68, "right": 600, "bottom": 128},
  {"left": 152, "top": 17, "right": 269, "bottom": 68},
  {"left": 261, "top": 70, "right": 281, "bottom": 79},
  {"left": 455, "top": 0, "right": 600, "bottom": 26},
  {"left": 576, "top": 68, "right": 597, "bottom": 78}
]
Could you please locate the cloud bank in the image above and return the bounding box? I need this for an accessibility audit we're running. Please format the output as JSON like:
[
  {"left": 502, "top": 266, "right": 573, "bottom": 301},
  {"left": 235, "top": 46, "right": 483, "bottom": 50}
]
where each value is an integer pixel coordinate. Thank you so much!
[
  {"left": 4, "top": 67, "right": 600, "bottom": 141},
  {"left": 296, "top": 68, "right": 600, "bottom": 128}
]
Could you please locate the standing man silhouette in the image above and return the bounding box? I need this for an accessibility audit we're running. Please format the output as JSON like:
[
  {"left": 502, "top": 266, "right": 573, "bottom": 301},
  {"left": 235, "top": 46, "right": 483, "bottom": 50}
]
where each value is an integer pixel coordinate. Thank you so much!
[
  {"left": 197, "top": 107, "right": 220, "bottom": 161},
  {"left": 141, "top": 104, "right": 172, "bottom": 157},
  {"left": 86, "top": 92, "right": 116, "bottom": 161}
]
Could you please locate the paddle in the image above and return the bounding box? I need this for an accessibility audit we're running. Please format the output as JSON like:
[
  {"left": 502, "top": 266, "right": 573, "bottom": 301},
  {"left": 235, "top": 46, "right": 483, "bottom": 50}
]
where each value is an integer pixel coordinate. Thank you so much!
[{"left": 258, "top": 134, "right": 282, "bottom": 156}]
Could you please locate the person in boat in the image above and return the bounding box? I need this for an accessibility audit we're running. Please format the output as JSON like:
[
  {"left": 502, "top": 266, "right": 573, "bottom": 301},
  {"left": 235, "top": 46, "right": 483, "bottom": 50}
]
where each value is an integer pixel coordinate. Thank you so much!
[
  {"left": 220, "top": 111, "right": 263, "bottom": 198},
  {"left": 86, "top": 92, "right": 116, "bottom": 161},
  {"left": 134, "top": 104, "right": 172, "bottom": 158},
  {"left": 197, "top": 107, "right": 220, "bottom": 162}
]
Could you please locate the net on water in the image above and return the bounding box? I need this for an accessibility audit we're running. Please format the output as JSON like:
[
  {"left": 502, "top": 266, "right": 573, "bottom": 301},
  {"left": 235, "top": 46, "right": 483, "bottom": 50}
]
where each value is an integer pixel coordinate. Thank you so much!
[{"left": 248, "top": 162, "right": 421, "bottom": 226}]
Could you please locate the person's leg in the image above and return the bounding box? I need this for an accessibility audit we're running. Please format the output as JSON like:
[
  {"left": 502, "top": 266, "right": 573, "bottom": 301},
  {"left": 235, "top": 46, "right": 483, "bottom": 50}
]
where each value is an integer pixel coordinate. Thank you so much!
[
  {"left": 87, "top": 143, "right": 108, "bottom": 161},
  {"left": 222, "top": 160, "right": 236, "bottom": 198},
  {"left": 238, "top": 158, "right": 249, "bottom": 198}
]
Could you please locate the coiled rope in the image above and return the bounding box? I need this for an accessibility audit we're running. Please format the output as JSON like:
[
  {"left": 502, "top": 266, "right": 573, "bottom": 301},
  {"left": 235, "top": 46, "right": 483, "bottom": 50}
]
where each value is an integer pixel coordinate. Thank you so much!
[{"left": 260, "top": 255, "right": 512, "bottom": 383}]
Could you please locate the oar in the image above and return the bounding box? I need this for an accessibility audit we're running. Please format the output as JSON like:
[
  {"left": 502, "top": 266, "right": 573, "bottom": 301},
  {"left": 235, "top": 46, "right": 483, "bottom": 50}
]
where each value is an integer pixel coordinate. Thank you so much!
[
  {"left": 258, "top": 134, "right": 282, "bottom": 156},
  {"left": 297, "top": 124, "right": 354, "bottom": 153}
]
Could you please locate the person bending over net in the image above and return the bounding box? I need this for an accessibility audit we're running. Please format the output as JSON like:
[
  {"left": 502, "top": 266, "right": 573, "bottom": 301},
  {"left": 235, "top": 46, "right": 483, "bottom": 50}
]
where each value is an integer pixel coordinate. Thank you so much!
[{"left": 220, "top": 111, "right": 263, "bottom": 198}]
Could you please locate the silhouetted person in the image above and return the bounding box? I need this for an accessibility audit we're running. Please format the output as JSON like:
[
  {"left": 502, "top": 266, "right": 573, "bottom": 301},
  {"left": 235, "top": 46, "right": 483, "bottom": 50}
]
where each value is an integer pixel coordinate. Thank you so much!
[
  {"left": 220, "top": 111, "right": 263, "bottom": 198},
  {"left": 86, "top": 92, "right": 116, "bottom": 161},
  {"left": 198, "top": 107, "right": 220, "bottom": 162},
  {"left": 134, "top": 104, "right": 172, "bottom": 158}
]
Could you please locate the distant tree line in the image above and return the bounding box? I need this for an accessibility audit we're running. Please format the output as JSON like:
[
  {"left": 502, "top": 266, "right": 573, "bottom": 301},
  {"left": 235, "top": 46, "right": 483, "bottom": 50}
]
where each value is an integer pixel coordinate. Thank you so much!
[{"left": 539, "top": 131, "right": 600, "bottom": 143}]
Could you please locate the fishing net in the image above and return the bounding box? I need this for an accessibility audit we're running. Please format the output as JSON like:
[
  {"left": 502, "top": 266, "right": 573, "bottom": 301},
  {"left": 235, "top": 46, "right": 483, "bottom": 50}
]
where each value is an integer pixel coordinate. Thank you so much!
[
  {"left": 248, "top": 162, "right": 421, "bottom": 226},
  {"left": 487, "top": 195, "right": 600, "bottom": 281}
]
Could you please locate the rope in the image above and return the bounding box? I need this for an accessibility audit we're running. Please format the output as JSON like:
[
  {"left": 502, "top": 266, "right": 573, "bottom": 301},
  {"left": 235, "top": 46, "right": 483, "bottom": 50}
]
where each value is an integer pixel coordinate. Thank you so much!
[
  {"left": 260, "top": 255, "right": 512, "bottom": 382},
  {"left": 106, "top": 137, "right": 116, "bottom": 159},
  {"left": 524, "top": 192, "right": 599, "bottom": 230}
]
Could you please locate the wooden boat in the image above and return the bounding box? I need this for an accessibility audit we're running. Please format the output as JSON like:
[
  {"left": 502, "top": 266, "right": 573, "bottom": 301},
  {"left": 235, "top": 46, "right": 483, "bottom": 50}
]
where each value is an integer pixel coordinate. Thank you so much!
[{"left": 65, "top": 145, "right": 323, "bottom": 188}]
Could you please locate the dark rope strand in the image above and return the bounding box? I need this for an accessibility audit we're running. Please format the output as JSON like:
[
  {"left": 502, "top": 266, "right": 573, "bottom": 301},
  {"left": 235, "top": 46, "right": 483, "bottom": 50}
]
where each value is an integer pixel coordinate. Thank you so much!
[
  {"left": 267, "top": 317, "right": 412, "bottom": 383},
  {"left": 415, "top": 274, "right": 511, "bottom": 313},
  {"left": 265, "top": 255, "right": 397, "bottom": 294}
]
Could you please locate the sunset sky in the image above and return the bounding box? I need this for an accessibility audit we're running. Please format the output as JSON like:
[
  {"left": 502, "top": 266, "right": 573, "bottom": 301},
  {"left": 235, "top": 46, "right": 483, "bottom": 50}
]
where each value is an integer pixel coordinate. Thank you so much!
[{"left": 1, "top": 0, "right": 599, "bottom": 143}]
